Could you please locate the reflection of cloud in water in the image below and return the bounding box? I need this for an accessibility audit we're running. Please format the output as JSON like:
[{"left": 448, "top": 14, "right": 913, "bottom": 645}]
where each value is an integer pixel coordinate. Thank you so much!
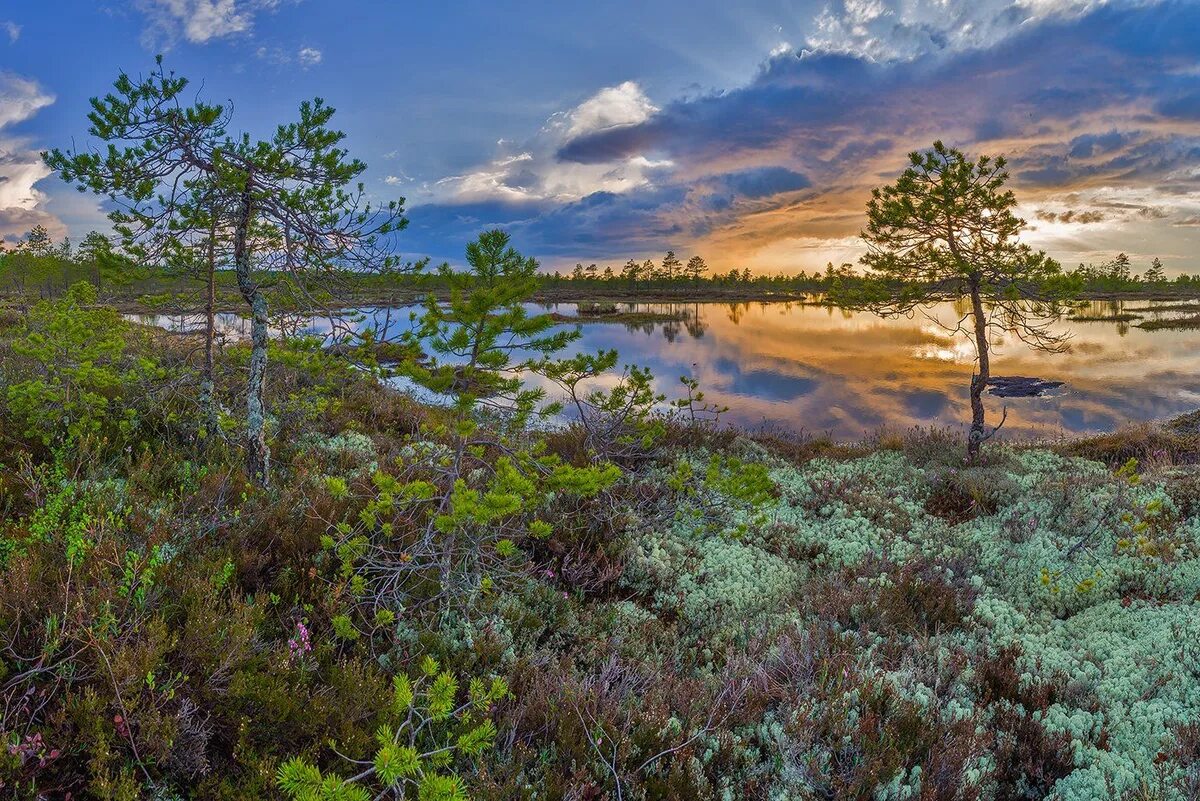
[
  {"left": 583, "top": 301, "right": 1200, "bottom": 439},
  {"left": 711, "top": 357, "right": 820, "bottom": 402},
  {"left": 134, "top": 300, "right": 1199, "bottom": 441},
  {"left": 1060, "top": 406, "right": 1119, "bottom": 434},
  {"left": 896, "top": 388, "right": 951, "bottom": 419}
]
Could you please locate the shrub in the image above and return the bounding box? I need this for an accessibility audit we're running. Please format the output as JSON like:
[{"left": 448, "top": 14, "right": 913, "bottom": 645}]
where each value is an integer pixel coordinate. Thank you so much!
[
  {"left": 4, "top": 282, "right": 152, "bottom": 446},
  {"left": 276, "top": 658, "right": 507, "bottom": 801}
]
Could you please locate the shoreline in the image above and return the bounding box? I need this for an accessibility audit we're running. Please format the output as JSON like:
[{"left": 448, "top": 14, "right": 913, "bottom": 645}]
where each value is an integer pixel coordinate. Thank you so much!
[{"left": 9, "top": 284, "right": 1200, "bottom": 315}]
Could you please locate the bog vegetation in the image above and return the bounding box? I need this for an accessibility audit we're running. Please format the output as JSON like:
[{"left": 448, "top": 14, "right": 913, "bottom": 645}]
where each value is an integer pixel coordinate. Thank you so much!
[{"left": 1, "top": 61, "right": 1199, "bottom": 801}]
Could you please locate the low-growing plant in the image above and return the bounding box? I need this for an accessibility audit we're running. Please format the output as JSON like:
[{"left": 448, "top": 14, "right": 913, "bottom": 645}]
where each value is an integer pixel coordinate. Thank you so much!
[
  {"left": 4, "top": 282, "right": 153, "bottom": 446},
  {"left": 276, "top": 658, "right": 508, "bottom": 801}
]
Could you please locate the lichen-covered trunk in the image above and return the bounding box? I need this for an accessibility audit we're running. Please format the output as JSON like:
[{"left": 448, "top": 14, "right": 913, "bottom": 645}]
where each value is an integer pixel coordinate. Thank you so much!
[
  {"left": 232, "top": 186, "right": 270, "bottom": 486},
  {"left": 200, "top": 226, "right": 218, "bottom": 438},
  {"left": 968, "top": 278, "right": 990, "bottom": 460}
]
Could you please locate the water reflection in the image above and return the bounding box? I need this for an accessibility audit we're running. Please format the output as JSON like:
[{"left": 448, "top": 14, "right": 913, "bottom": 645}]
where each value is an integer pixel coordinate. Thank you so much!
[
  {"left": 131, "top": 299, "right": 1200, "bottom": 440},
  {"left": 546, "top": 299, "right": 1200, "bottom": 439}
]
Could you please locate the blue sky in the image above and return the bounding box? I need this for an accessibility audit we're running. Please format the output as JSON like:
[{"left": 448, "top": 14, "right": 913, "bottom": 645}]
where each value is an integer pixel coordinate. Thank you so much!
[{"left": 2, "top": 0, "right": 1199, "bottom": 273}]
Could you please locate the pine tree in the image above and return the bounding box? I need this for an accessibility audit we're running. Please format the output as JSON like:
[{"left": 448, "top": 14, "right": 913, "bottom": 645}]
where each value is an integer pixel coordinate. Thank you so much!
[
  {"left": 1145, "top": 257, "right": 1165, "bottom": 283},
  {"left": 17, "top": 224, "right": 55, "bottom": 257},
  {"left": 660, "top": 250, "right": 682, "bottom": 281},
  {"left": 1107, "top": 253, "right": 1132, "bottom": 282},
  {"left": 400, "top": 230, "right": 579, "bottom": 445},
  {"left": 45, "top": 57, "right": 407, "bottom": 485},
  {"left": 621, "top": 258, "right": 640, "bottom": 283},
  {"left": 843, "top": 141, "right": 1070, "bottom": 459}
]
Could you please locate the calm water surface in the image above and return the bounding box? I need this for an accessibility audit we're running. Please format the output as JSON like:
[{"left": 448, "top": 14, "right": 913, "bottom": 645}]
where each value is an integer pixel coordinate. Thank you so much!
[{"left": 134, "top": 299, "right": 1200, "bottom": 440}]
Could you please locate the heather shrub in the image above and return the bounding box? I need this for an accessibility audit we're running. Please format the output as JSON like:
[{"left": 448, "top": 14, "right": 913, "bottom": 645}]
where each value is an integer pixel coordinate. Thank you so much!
[{"left": 4, "top": 285, "right": 1200, "bottom": 801}]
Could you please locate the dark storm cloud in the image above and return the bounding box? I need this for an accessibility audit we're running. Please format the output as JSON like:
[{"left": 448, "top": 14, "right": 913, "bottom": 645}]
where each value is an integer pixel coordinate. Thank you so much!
[
  {"left": 402, "top": 185, "right": 692, "bottom": 263},
  {"left": 1068, "top": 130, "right": 1133, "bottom": 159},
  {"left": 715, "top": 167, "right": 811, "bottom": 199}
]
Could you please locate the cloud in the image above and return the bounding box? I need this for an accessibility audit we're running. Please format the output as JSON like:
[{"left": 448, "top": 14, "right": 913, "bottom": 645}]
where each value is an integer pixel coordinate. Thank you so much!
[
  {"left": 535, "top": 1, "right": 1199, "bottom": 269},
  {"left": 1036, "top": 208, "right": 1107, "bottom": 224},
  {"left": 561, "top": 3, "right": 1199, "bottom": 176},
  {"left": 1067, "top": 129, "right": 1132, "bottom": 159},
  {"left": 402, "top": 186, "right": 693, "bottom": 264},
  {"left": 255, "top": 43, "right": 323, "bottom": 68},
  {"left": 0, "top": 73, "right": 61, "bottom": 241},
  {"left": 556, "top": 81, "right": 658, "bottom": 140},
  {"left": 400, "top": 1, "right": 1200, "bottom": 272},
  {"left": 713, "top": 167, "right": 811, "bottom": 199},
  {"left": 2, "top": 21, "right": 19, "bottom": 43},
  {"left": 424, "top": 81, "right": 672, "bottom": 206},
  {"left": 135, "top": 0, "right": 288, "bottom": 47},
  {"left": 0, "top": 73, "right": 53, "bottom": 130},
  {"left": 803, "top": 0, "right": 1116, "bottom": 62},
  {"left": 297, "top": 46, "right": 322, "bottom": 67}
]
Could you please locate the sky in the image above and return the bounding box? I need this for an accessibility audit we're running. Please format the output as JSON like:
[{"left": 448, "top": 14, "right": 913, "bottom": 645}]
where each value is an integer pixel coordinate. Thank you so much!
[{"left": 1, "top": 0, "right": 1199, "bottom": 274}]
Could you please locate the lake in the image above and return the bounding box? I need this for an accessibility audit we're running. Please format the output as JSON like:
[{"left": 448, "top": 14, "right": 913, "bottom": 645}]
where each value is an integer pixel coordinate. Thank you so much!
[{"left": 132, "top": 298, "right": 1200, "bottom": 441}]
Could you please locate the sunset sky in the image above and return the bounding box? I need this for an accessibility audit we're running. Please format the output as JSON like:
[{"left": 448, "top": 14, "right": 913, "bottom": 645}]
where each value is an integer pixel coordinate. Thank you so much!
[{"left": 2, "top": 0, "right": 1198, "bottom": 274}]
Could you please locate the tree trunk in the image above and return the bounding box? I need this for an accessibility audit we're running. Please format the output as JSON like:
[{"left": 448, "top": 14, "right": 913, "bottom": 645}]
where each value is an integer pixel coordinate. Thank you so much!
[
  {"left": 200, "top": 223, "right": 219, "bottom": 438},
  {"left": 967, "top": 277, "right": 990, "bottom": 460},
  {"left": 233, "top": 185, "right": 270, "bottom": 486}
]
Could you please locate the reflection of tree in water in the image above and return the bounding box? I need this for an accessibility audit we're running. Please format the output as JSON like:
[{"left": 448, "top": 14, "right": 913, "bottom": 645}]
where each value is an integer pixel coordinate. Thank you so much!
[
  {"left": 613, "top": 303, "right": 705, "bottom": 340},
  {"left": 1106, "top": 300, "right": 1131, "bottom": 336},
  {"left": 726, "top": 302, "right": 746, "bottom": 325},
  {"left": 659, "top": 304, "right": 704, "bottom": 342},
  {"left": 683, "top": 302, "right": 706, "bottom": 339}
]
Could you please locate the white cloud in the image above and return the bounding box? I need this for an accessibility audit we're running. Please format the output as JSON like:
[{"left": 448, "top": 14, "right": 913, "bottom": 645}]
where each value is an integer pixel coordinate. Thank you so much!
[
  {"left": 549, "top": 81, "right": 658, "bottom": 140},
  {"left": 384, "top": 173, "right": 412, "bottom": 185},
  {"left": 804, "top": 0, "right": 1145, "bottom": 61},
  {"left": 297, "top": 46, "right": 322, "bottom": 66},
  {"left": 255, "top": 43, "right": 323, "bottom": 69},
  {"left": 429, "top": 82, "right": 670, "bottom": 205},
  {"left": 136, "top": 0, "right": 288, "bottom": 47},
  {"left": 0, "top": 73, "right": 61, "bottom": 240},
  {"left": 0, "top": 73, "right": 52, "bottom": 129},
  {"left": 2, "top": 21, "right": 20, "bottom": 43}
]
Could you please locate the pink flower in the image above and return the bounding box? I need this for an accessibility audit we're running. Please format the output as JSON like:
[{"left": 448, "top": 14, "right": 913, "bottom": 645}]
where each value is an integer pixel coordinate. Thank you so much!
[{"left": 288, "top": 620, "right": 313, "bottom": 661}]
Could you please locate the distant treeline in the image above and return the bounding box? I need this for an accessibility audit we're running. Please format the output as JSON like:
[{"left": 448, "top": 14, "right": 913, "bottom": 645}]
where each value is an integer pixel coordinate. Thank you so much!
[
  {"left": 1, "top": 226, "right": 1195, "bottom": 302},
  {"left": 540, "top": 250, "right": 1192, "bottom": 294}
]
